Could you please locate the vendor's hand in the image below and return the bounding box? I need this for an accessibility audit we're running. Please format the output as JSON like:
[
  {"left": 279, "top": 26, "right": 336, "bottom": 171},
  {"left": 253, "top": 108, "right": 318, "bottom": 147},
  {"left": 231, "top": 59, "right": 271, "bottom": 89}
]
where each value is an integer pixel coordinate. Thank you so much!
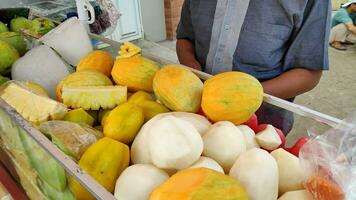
[{"left": 184, "top": 61, "right": 202, "bottom": 71}]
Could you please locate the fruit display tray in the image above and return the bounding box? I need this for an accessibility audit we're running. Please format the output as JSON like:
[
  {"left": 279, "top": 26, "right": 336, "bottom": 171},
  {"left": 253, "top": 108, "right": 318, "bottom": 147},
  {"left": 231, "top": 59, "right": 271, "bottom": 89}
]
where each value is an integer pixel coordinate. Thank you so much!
[{"left": 0, "top": 34, "right": 343, "bottom": 200}]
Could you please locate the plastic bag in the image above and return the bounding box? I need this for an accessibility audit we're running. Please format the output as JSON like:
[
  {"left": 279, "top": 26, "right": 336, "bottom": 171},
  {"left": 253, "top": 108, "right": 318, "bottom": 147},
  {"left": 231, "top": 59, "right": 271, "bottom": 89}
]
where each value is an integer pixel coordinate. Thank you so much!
[
  {"left": 300, "top": 114, "right": 356, "bottom": 200},
  {"left": 39, "top": 121, "right": 103, "bottom": 161},
  {"left": 89, "top": 0, "right": 120, "bottom": 35}
]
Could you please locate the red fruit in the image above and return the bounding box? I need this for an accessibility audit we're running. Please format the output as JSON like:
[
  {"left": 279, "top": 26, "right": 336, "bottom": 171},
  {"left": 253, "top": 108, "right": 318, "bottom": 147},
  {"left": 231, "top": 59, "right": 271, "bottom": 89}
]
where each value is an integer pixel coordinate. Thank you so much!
[
  {"left": 243, "top": 114, "right": 258, "bottom": 131},
  {"left": 256, "top": 124, "right": 286, "bottom": 148},
  {"left": 285, "top": 136, "right": 309, "bottom": 157}
]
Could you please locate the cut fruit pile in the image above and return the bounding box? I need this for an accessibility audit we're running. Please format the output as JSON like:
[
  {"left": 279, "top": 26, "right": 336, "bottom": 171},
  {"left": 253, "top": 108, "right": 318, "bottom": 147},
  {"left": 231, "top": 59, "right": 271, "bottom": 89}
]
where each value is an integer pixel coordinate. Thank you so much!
[{"left": 0, "top": 41, "right": 327, "bottom": 200}]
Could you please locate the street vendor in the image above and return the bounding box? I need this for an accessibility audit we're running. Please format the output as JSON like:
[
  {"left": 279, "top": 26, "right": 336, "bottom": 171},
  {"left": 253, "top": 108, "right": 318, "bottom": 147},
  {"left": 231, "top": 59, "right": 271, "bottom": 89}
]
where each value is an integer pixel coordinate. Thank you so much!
[
  {"left": 176, "top": 0, "right": 331, "bottom": 133},
  {"left": 329, "top": 0, "right": 356, "bottom": 50}
]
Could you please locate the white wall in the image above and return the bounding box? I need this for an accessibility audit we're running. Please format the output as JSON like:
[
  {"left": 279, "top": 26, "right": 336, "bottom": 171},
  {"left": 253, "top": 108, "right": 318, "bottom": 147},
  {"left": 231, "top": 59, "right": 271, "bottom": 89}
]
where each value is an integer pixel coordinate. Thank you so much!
[{"left": 140, "top": 0, "right": 166, "bottom": 42}]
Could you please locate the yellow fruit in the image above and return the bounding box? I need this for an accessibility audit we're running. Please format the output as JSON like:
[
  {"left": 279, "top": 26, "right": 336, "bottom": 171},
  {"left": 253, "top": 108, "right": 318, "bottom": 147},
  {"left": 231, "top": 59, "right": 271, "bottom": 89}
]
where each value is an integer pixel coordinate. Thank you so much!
[
  {"left": 139, "top": 101, "right": 170, "bottom": 121},
  {"left": 104, "top": 103, "right": 144, "bottom": 144},
  {"left": 56, "top": 69, "right": 113, "bottom": 101},
  {"left": 70, "top": 137, "right": 129, "bottom": 200},
  {"left": 62, "top": 85, "right": 127, "bottom": 110},
  {"left": 149, "top": 168, "right": 249, "bottom": 200},
  {"left": 63, "top": 108, "right": 95, "bottom": 126},
  {"left": 77, "top": 50, "right": 114, "bottom": 77},
  {"left": 22, "top": 81, "right": 48, "bottom": 97},
  {"left": 153, "top": 65, "right": 203, "bottom": 113},
  {"left": 128, "top": 91, "right": 154, "bottom": 104},
  {"left": 0, "top": 82, "right": 67, "bottom": 123},
  {"left": 117, "top": 42, "right": 142, "bottom": 59},
  {"left": 202, "top": 72, "right": 263, "bottom": 125}
]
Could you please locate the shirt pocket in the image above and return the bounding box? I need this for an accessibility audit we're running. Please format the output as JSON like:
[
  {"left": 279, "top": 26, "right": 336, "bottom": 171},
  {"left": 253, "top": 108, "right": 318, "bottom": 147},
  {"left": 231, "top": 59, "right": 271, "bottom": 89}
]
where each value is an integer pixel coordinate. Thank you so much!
[{"left": 236, "top": 22, "right": 292, "bottom": 71}]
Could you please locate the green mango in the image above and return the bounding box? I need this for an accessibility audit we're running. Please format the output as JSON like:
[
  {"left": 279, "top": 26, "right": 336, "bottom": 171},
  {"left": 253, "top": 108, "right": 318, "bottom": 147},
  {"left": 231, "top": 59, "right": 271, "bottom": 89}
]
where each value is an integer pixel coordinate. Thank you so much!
[
  {"left": 0, "top": 21, "right": 8, "bottom": 33},
  {"left": 0, "top": 32, "right": 27, "bottom": 55},
  {"left": 0, "top": 40, "right": 19, "bottom": 75}
]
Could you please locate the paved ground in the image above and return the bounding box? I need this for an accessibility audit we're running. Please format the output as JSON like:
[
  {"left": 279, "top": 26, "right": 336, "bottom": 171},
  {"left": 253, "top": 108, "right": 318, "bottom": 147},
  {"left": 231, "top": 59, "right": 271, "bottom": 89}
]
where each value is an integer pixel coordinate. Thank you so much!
[{"left": 139, "top": 38, "right": 356, "bottom": 146}]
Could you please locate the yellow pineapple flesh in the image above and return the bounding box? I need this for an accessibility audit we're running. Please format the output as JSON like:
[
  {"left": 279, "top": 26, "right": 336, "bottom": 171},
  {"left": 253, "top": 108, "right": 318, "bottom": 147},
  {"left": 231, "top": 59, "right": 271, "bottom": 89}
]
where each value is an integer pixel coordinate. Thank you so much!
[
  {"left": 62, "top": 86, "right": 127, "bottom": 110},
  {"left": 0, "top": 82, "right": 68, "bottom": 123}
]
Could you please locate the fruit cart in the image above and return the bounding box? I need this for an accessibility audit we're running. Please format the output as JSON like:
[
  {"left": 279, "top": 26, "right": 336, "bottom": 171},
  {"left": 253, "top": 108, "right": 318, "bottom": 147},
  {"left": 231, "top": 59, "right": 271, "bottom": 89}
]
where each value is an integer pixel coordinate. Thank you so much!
[{"left": 0, "top": 14, "right": 348, "bottom": 200}]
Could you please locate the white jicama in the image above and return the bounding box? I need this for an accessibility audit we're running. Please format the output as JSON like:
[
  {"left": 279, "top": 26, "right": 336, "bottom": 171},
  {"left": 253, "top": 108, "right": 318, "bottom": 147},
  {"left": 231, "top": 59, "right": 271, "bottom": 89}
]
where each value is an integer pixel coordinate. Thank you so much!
[
  {"left": 203, "top": 121, "right": 246, "bottom": 173},
  {"left": 236, "top": 125, "right": 260, "bottom": 150},
  {"left": 255, "top": 125, "right": 282, "bottom": 150},
  {"left": 149, "top": 115, "right": 203, "bottom": 170},
  {"left": 11, "top": 45, "right": 72, "bottom": 99},
  {"left": 229, "top": 148, "right": 279, "bottom": 200},
  {"left": 114, "top": 164, "right": 169, "bottom": 200},
  {"left": 278, "top": 190, "right": 314, "bottom": 200},
  {"left": 271, "top": 148, "right": 304, "bottom": 195},
  {"left": 130, "top": 114, "right": 167, "bottom": 165},
  {"left": 188, "top": 156, "right": 224, "bottom": 173},
  {"left": 168, "top": 112, "right": 211, "bottom": 136}
]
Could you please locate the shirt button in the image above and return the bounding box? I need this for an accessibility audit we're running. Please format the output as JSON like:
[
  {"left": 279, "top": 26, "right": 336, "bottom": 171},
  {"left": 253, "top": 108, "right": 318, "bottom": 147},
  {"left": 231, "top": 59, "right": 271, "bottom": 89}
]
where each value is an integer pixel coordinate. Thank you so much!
[{"left": 224, "top": 25, "right": 230, "bottom": 30}]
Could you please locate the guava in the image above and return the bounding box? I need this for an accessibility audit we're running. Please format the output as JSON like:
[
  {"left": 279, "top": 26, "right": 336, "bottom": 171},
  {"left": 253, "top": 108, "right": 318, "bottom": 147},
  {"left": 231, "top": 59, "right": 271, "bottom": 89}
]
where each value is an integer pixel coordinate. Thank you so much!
[{"left": 0, "top": 40, "right": 19, "bottom": 75}]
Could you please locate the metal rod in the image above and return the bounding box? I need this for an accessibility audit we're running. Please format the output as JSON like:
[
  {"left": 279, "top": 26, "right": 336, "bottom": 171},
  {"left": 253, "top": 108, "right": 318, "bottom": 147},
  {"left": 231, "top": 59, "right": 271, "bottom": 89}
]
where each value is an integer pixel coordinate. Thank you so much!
[
  {"left": 0, "top": 100, "right": 117, "bottom": 200},
  {"left": 89, "top": 35, "right": 343, "bottom": 128}
]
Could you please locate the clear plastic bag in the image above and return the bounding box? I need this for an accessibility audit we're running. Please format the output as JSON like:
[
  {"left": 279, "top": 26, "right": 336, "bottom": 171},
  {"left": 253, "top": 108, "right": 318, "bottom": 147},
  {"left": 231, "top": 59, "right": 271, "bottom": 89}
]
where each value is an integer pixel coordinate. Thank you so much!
[
  {"left": 89, "top": 0, "right": 121, "bottom": 36},
  {"left": 300, "top": 114, "right": 356, "bottom": 200},
  {"left": 39, "top": 120, "right": 103, "bottom": 161}
]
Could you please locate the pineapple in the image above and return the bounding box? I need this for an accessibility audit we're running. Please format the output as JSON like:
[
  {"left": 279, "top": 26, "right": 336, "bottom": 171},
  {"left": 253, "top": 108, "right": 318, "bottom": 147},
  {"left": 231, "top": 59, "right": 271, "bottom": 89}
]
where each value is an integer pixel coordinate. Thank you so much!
[
  {"left": 117, "top": 42, "right": 141, "bottom": 59},
  {"left": 62, "top": 85, "right": 127, "bottom": 110},
  {"left": 0, "top": 82, "right": 68, "bottom": 123}
]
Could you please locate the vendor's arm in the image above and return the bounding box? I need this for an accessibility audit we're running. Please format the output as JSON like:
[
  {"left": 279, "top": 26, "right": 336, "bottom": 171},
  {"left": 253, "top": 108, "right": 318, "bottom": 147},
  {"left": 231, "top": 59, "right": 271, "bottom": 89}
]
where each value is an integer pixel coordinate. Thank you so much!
[
  {"left": 176, "top": 0, "right": 202, "bottom": 70},
  {"left": 271, "top": 0, "right": 331, "bottom": 100},
  {"left": 262, "top": 69, "right": 322, "bottom": 99},
  {"left": 176, "top": 39, "right": 201, "bottom": 70}
]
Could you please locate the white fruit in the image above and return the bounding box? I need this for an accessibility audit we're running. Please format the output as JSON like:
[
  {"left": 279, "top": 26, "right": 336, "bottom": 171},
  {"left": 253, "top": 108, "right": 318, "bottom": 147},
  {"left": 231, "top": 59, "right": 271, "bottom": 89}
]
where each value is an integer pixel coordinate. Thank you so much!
[
  {"left": 229, "top": 148, "right": 279, "bottom": 200},
  {"left": 271, "top": 148, "right": 304, "bottom": 195},
  {"left": 114, "top": 164, "right": 169, "bottom": 200},
  {"left": 11, "top": 45, "right": 72, "bottom": 99},
  {"left": 256, "top": 125, "right": 281, "bottom": 150},
  {"left": 188, "top": 156, "right": 224, "bottom": 173},
  {"left": 278, "top": 190, "right": 313, "bottom": 200},
  {"left": 169, "top": 112, "right": 211, "bottom": 136},
  {"left": 237, "top": 125, "right": 260, "bottom": 150},
  {"left": 203, "top": 121, "right": 246, "bottom": 172},
  {"left": 149, "top": 115, "right": 203, "bottom": 170}
]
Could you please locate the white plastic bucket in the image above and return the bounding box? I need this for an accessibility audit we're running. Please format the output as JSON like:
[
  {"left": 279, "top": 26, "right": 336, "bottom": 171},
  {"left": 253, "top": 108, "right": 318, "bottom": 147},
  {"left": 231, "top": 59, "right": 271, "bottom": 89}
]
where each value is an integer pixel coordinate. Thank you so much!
[{"left": 39, "top": 17, "right": 93, "bottom": 66}]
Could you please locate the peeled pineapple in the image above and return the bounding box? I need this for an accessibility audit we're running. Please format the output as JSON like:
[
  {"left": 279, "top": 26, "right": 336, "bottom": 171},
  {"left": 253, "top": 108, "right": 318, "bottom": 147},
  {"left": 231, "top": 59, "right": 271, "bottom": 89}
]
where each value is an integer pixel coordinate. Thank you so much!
[
  {"left": 0, "top": 82, "right": 68, "bottom": 123},
  {"left": 62, "top": 85, "right": 127, "bottom": 110},
  {"left": 117, "top": 42, "right": 142, "bottom": 59}
]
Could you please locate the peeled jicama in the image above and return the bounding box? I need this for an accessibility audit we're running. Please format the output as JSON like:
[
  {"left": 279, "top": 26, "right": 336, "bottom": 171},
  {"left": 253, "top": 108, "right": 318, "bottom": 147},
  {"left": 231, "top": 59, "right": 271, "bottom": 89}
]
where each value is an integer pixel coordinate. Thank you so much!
[
  {"left": 11, "top": 45, "right": 73, "bottom": 99},
  {"left": 188, "top": 156, "right": 224, "bottom": 173},
  {"left": 168, "top": 112, "right": 211, "bottom": 136},
  {"left": 278, "top": 190, "right": 313, "bottom": 200},
  {"left": 237, "top": 125, "right": 260, "bottom": 150},
  {"left": 229, "top": 148, "right": 279, "bottom": 200},
  {"left": 114, "top": 164, "right": 169, "bottom": 200},
  {"left": 149, "top": 115, "right": 203, "bottom": 170},
  {"left": 203, "top": 121, "right": 246, "bottom": 172},
  {"left": 271, "top": 148, "right": 304, "bottom": 195}
]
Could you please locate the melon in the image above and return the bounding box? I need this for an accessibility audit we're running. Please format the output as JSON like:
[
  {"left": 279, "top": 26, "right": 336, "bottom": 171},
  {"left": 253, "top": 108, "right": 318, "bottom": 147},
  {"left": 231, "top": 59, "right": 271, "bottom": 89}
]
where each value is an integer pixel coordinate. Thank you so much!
[
  {"left": 114, "top": 164, "right": 169, "bottom": 200},
  {"left": 202, "top": 71, "right": 263, "bottom": 125},
  {"left": 11, "top": 45, "right": 72, "bottom": 98},
  {"left": 0, "top": 82, "right": 68, "bottom": 123},
  {"left": 56, "top": 69, "right": 113, "bottom": 101},
  {"left": 62, "top": 85, "right": 127, "bottom": 110},
  {"left": 153, "top": 65, "right": 203, "bottom": 113},
  {"left": 63, "top": 108, "right": 95, "bottom": 126},
  {"left": 149, "top": 168, "right": 249, "bottom": 200},
  {"left": 0, "top": 32, "right": 27, "bottom": 55},
  {"left": 77, "top": 50, "right": 114, "bottom": 77},
  {"left": 103, "top": 102, "right": 144, "bottom": 144},
  {"left": 0, "top": 40, "right": 19, "bottom": 75},
  {"left": 112, "top": 42, "right": 160, "bottom": 92}
]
